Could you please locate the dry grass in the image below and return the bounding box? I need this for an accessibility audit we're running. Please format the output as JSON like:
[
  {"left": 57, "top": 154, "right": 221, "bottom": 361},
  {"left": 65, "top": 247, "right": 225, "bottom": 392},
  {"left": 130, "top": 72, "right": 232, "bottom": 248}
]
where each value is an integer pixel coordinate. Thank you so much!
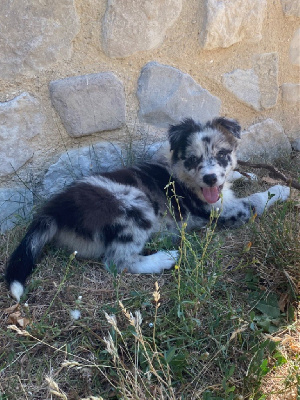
[{"left": 0, "top": 154, "right": 299, "bottom": 400}]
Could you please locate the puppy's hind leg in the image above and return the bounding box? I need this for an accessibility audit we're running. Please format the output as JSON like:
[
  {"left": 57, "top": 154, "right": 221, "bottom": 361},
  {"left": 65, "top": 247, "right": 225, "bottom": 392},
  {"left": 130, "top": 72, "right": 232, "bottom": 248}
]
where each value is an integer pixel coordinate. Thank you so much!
[{"left": 104, "top": 236, "right": 178, "bottom": 274}]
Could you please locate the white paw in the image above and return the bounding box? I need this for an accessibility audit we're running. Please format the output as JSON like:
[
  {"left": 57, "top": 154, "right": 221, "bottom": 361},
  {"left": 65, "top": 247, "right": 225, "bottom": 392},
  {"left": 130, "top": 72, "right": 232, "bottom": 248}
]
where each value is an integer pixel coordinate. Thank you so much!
[
  {"left": 156, "top": 250, "right": 179, "bottom": 271},
  {"left": 268, "top": 185, "right": 290, "bottom": 201}
]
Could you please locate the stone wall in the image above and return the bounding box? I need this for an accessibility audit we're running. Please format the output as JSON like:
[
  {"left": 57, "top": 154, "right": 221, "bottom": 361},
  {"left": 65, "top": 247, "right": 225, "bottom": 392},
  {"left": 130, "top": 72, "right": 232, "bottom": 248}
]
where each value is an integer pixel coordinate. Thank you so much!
[{"left": 0, "top": 0, "right": 299, "bottom": 232}]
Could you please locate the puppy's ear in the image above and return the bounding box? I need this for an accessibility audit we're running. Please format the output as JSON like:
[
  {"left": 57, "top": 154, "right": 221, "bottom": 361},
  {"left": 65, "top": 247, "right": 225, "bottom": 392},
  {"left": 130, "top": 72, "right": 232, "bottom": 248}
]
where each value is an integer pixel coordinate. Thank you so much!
[
  {"left": 168, "top": 118, "right": 202, "bottom": 152},
  {"left": 211, "top": 117, "right": 241, "bottom": 139}
]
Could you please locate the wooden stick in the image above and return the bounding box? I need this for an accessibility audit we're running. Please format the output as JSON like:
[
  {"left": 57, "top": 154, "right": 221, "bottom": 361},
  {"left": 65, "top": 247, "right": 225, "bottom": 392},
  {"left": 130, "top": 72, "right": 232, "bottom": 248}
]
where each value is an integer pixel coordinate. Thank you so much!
[{"left": 237, "top": 160, "right": 300, "bottom": 191}]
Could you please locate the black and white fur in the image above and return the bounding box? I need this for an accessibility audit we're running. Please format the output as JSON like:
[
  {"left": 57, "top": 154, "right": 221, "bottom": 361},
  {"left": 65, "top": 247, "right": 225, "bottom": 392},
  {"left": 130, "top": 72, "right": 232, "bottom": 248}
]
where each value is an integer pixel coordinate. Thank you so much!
[{"left": 5, "top": 118, "right": 290, "bottom": 302}]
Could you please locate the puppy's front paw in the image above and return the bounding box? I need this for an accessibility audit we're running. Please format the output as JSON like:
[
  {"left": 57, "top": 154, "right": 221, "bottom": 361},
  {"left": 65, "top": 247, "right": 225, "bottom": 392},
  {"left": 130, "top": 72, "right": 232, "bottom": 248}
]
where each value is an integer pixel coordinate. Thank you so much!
[{"left": 268, "top": 185, "right": 290, "bottom": 202}]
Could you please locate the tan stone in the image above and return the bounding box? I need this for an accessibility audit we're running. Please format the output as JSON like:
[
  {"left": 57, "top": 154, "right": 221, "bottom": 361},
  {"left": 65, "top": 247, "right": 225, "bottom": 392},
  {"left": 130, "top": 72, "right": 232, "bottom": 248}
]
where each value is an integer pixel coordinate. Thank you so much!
[
  {"left": 0, "top": 0, "right": 80, "bottom": 78},
  {"left": 200, "top": 0, "right": 267, "bottom": 49},
  {"left": 102, "top": 0, "right": 182, "bottom": 58},
  {"left": 0, "top": 93, "right": 45, "bottom": 177},
  {"left": 237, "top": 119, "right": 292, "bottom": 162},
  {"left": 289, "top": 28, "right": 300, "bottom": 66},
  {"left": 282, "top": 83, "right": 300, "bottom": 103}
]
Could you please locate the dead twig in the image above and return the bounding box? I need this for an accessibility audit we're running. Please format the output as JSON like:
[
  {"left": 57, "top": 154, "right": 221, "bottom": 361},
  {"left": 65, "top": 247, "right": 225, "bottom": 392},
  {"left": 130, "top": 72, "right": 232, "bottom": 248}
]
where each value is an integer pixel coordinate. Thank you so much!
[{"left": 237, "top": 160, "right": 300, "bottom": 191}]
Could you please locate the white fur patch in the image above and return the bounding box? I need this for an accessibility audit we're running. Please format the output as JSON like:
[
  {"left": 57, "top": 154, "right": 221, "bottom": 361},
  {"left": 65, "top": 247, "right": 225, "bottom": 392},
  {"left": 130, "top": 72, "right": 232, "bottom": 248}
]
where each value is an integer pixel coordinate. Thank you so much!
[
  {"left": 127, "top": 250, "right": 179, "bottom": 274},
  {"left": 10, "top": 281, "right": 24, "bottom": 302}
]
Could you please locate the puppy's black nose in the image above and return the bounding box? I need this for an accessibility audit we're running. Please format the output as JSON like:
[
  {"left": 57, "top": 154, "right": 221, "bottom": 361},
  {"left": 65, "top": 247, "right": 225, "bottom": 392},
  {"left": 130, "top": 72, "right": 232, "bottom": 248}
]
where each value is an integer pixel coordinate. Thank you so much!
[{"left": 203, "top": 174, "right": 218, "bottom": 186}]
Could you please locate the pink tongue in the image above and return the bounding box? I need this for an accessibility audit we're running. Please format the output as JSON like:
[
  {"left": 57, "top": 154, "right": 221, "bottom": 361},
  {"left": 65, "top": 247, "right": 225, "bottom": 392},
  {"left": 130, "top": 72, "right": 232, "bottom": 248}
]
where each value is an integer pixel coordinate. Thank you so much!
[{"left": 202, "top": 187, "right": 219, "bottom": 203}]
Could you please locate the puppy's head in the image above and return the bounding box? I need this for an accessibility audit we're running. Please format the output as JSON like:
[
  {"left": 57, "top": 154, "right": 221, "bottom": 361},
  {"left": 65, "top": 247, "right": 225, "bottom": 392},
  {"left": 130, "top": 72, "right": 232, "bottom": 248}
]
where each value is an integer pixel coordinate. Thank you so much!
[{"left": 168, "top": 117, "right": 241, "bottom": 204}]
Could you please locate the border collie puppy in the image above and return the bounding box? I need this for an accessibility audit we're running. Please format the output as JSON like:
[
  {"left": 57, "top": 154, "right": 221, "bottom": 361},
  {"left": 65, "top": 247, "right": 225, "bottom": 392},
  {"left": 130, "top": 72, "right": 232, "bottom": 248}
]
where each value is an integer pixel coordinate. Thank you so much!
[{"left": 5, "top": 118, "right": 290, "bottom": 301}]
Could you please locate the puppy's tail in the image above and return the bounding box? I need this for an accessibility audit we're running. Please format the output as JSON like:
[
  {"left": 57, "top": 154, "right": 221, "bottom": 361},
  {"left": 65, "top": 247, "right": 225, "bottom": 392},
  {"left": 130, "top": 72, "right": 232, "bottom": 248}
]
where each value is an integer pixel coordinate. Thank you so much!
[{"left": 5, "top": 215, "right": 57, "bottom": 302}]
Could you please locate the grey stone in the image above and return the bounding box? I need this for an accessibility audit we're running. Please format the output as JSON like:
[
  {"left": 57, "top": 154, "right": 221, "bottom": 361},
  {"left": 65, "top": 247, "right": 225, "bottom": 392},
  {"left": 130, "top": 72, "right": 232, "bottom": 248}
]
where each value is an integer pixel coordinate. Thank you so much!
[
  {"left": 290, "top": 28, "right": 300, "bottom": 66},
  {"left": 0, "top": 93, "right": 45, "bottom": 178},
  {"left": 222, "top": 53, "right": 278, "bottom": 111},
  {"left": 137, "top": 62, "right": 221, "bottom": 128},
  {"left": 42, "top": 142, "right": 124, "bottom": 196},
  {"left": 282, "top": 83, "right": 300, "bottom": 103},
  {"left": 49, "top": 73, "right": 126, "bottom": 137},
  {"left": 291, "top": 138, "right": 300, "bottom": 151},
  {"left": 102, "top": 0, "right": 182, "bottom": 58},
  {"left": 199, "top": 0, "right": 267, "bottom": 50},
  {"left": 0, "top": 0, "right": 80, "bottom": 79},
  {"left": 281, "top": 0, "right": 300, "bottom": 17},
  {"left": 222, "top": 69, "right": 261, "bottom": 110},
  {"left": 237, "top": 119, "right": 292, "bottom": 162},
  {"left": 0, "top": 187, "right": 33, "bottom": 233},
  {"left": 254, "top": 53, "right": 279, "bottom": 110}
]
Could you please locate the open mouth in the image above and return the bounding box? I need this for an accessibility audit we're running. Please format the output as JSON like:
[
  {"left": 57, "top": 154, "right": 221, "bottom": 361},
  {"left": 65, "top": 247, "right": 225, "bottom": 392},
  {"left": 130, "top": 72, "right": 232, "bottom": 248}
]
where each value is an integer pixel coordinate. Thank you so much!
[{"left": 201, "top": 184, "right": 223, "bottom": 204}]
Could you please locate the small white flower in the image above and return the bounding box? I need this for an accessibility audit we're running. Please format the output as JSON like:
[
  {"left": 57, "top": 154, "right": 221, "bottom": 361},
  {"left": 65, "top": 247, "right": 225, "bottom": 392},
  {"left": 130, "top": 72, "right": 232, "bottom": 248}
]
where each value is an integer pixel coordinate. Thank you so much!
[
  {"left": 70, "top": 309, "right": 81, "bottom": 320},
  {"left": 78, "top": 295, "right": 82, "bottom": 301},
  {"left": 148, "top": 322, "right": 154, "bottom": 328}
]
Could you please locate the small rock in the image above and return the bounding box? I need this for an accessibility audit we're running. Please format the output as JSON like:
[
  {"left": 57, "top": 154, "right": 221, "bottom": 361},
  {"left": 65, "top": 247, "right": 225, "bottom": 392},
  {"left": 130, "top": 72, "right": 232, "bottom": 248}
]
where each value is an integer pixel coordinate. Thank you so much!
[
  {"left": 0, "top": 93, "right": 45, "bottom": 178},
  {"left": 137, "top": 61, "right": 221, "bottom": 127},
  {"left": 0, "top": 0, "right": 80, "bottom": 78},
  {"left": 0, "top": 187, "right": 33, "bottom": 233},
  {"left": 237, "top": 119, "right": 292, "bottom": 162},
  {"left": 42, "top": 142, "right": 123, "bottom": 196},
  {"left": 291, "top": 138, "right": 300, "bottom": 151},
  {"left": 102, "top": 0, "right": 182, "bottom": 58},
  {"left": 223, "top": 53, "right": 278, "bottom": 111},
  {"left": 49, "top": 73, "right": 126, "bottom": 137},
  {"left": 281, "top": 0, "right": 300, "bottom": 17},
  {"left": 282, "top": 83, "right": 300, "bottom": 103},
  {"left": 199, "top": 0, "right": 267, "bottom": 49},
  {"left": 290, "top": 28, "right": 300, "bottom": 66}
]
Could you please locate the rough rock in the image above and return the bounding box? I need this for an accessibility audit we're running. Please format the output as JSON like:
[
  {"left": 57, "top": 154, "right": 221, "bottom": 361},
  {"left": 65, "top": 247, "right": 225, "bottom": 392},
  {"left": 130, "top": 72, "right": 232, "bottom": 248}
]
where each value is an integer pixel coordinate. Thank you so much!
[
  {"left": 281, "top": 0, "right": 300, "bottom": 17},
  {"left": 237, "top": 119, "right": 292, "bottom": 162},
  {"left": 289, "top": 28, "right": 300, "bottom": 66},
  {"left": 49, "top": 73, "right": 126, "bottom": 137},
  {"left": 254, "top": 53, "right": 279, "bottom": 110},
  {"left": 42, "top": 142, "right": 124, "bottom": 196},
  {"left": 137, "top": 62, "right": 221, "bottom": 127},
  {"left": 0, "top": 0, "right": 80, "bottom": 78},
  {"left": 0, "top": 93, "right": 45, "bottom": 178},
  {"left": 0, "top": 188, "right": 33, "bottom": 233},
  {"left": 282, "top": 83, "right": 300, "bottom": 103},
  {"left": 199, "top": 0, "right": 267, "bottom": 49},
  {"left": 102, "top": 0, "right": 182, "bottom": 58},
  {"left": 291, "top": 138, "right": 300, "bottom": 151},
  {"left": 223, "top": 69, "right": 260, "bottom": 110},
  {"left": 222, "top": 53, "right": 278, "bottom": 111}
]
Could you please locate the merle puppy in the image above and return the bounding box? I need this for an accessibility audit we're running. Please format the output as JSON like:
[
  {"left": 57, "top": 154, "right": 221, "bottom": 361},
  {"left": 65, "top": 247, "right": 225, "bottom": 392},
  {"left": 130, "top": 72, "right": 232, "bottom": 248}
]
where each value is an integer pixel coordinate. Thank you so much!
[{"left": 5, "top": 118, "right": 290, "bottom": 301}]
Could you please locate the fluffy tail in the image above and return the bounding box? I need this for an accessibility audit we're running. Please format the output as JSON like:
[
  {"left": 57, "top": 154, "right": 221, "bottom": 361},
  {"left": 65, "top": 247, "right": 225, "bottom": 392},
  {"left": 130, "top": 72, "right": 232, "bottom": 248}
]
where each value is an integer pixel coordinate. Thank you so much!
[{"left": 5, "top": 215, "right": 57, "bottom": 302}]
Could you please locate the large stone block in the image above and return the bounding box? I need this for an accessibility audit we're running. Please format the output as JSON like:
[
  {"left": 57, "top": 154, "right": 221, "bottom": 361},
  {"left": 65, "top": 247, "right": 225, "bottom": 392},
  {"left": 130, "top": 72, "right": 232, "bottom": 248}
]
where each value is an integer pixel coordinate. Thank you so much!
[
  {"left": 0, "top": 0, "right": 80, "bottom": 78},
  {"left": 237, "top": 119, "right": 292, "bottom": 162},
  {"left": 137, "top": 62, "right": 221, "bottom": 127},
  {"left": 102, "top": 0, "right": 182, "bottom": 58},
  {"left": 0, "top": 188, "right": 33, "bottom": 233},
  {"left": 49, "top": 73, "right": 126, "bottom": 137},
  {"left": 282, "top": 83, "right": 300, "bottom": 103},
  {"left": 42, "top": 142, "right": 124, "bottom": 196},
  {"left": 281, "top": 0, "right": 300, "bottom": 17},
  {"left": 0, "top": 93, "right": 45, "bottom": 178},
  {"left": 290, "top": 28, "right": 300, "bottom": 66},
  {"left": 199, "top": 0, "right": 267, "bottom": 50},
  {"left": 222, "top": 53, "right": 278, "bottom": 111}
]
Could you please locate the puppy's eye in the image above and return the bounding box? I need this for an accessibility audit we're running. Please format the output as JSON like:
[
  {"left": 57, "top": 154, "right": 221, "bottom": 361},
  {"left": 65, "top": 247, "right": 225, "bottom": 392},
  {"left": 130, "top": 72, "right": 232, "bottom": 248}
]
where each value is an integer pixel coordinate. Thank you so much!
[
  {"left": 218, "top": 150, "right": 230, "bottom": 158},
  {"left": 189, "top": 156, "right": 198, "bottom": 163}
]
